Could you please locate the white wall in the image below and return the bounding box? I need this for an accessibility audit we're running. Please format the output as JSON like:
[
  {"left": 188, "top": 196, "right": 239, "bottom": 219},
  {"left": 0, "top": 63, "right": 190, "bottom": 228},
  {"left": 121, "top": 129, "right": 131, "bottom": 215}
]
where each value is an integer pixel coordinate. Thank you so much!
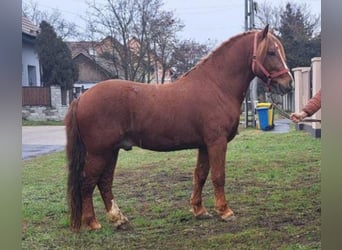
[{"left": 22, "top": 41, "right": 41, "bottom": 86}]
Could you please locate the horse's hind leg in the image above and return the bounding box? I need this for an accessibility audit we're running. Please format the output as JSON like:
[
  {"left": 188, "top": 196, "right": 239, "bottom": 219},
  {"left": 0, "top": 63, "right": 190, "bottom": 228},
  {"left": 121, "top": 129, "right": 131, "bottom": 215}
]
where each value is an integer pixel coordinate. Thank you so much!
[
  {"left": 190, "top": 147, "right": 212, "bottom": 219},
  {"left": 81, "top": 152, "right": 109, "bottom": 230},
  {"left": 97, "top": 149, "right": 128, "bottom": 228}
]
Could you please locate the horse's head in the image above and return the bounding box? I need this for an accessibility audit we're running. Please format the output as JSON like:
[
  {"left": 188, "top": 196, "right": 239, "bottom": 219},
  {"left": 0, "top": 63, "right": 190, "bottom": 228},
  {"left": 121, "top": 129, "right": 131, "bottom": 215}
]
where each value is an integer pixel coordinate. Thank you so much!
[{"left": 252, "top": 25, "right": 293, "bottom": 95}]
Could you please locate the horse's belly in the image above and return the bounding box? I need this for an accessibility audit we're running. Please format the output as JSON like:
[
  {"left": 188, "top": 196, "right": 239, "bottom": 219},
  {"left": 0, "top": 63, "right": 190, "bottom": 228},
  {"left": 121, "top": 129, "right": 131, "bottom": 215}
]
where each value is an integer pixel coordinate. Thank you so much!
[
  {"left": 129, "top": 131, "right": 202, "bottom": 152},
  {"left": 138, "top": 142, "right": 201, "bottom": 152}
]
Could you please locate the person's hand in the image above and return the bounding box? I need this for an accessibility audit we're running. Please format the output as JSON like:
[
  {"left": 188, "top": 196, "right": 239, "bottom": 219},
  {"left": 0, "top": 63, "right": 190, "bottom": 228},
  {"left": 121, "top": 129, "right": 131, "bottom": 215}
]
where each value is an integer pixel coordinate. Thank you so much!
[{"left": 290, "top": 111, "right": 308, "bottom": 123}]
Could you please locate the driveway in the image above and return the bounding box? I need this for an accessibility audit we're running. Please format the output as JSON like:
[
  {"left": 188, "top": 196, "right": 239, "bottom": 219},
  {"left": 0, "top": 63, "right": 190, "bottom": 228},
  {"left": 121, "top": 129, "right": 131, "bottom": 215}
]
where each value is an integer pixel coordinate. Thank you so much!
[
  {"left": 270, "top": 118, "right": 291, "bottom": 133},
  {"left": 22, "top": 126, "right": 66, "bottom": 160}
]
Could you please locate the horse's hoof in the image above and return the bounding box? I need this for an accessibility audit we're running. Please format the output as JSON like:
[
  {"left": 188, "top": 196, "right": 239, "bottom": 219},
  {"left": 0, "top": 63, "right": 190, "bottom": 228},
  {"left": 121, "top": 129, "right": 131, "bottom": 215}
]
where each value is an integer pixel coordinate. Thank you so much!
[
  {"left": 109, "top": 215, "right": 129, "bottom": 228},
  {"left": 107, "top": 200, "right": 129, "bottom": 228},
  {"left": 190, "top": 206, "right": 212, "bottom": 219},
  {"left": 86, "top": 221, "right": 102, "bottom": 230},
  {"left": 195, "top": 211, "right": 213, "bottom": 220},
  {"left": 222, "top": 214, "right": 237, "bottom": 222},
  {"left": 116, "top": 221, "right": 132, "bottom": 230}
]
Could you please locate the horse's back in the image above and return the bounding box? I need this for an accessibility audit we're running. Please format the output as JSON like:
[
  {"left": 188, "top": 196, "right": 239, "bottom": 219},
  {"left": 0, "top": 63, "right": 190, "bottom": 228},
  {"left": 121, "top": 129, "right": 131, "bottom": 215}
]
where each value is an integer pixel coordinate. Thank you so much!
[{"left": 77, "top": 79, "right": 176, "bottom": 120}]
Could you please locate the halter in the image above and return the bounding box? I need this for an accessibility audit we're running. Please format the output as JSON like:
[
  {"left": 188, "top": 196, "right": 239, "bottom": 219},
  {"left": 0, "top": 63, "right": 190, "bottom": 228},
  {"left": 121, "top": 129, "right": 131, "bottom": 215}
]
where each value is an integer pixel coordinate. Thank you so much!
[{"left": 251, "top": 32, "right": 290, "bottom": 91}]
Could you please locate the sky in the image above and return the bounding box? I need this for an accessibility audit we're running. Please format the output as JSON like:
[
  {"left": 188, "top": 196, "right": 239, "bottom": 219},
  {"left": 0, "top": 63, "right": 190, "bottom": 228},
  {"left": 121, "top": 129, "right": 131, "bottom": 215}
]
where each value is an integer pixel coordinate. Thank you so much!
[{"left": 23, "top": 0, "right": 321, "bottom": 46}]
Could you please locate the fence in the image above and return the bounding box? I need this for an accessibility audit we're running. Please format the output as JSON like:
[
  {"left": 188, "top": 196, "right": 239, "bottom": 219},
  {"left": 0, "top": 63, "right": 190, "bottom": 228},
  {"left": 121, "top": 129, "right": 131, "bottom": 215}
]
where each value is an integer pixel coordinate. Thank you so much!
[
  {"left": 22, "top": 86, "right": 51, "bottom": 106},
  {"left": 292, "top": 57, "right": 321, "bottom": 138},
  {"left": 22, "top": 85, "right": 71, "bottom": 121}
]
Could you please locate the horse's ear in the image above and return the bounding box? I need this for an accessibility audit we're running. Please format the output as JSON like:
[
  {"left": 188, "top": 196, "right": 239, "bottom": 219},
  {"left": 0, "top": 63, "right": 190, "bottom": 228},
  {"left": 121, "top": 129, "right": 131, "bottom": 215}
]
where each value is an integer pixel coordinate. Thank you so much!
[{"left": 262, "top": 24, "right": 269, "bottom": 38}]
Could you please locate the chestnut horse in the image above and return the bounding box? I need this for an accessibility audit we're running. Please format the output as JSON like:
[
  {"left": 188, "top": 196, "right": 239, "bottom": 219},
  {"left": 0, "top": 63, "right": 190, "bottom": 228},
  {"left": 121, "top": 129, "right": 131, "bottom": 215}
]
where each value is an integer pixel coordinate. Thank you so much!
[{"left": 65, "top": 25, "right": 293, "bottom": 231}]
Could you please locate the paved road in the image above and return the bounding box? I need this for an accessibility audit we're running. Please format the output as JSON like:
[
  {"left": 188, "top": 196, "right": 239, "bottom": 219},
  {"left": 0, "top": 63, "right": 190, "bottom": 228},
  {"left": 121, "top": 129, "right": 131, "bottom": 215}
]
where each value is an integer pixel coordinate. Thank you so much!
[{"left": 22, "top": 126, "right": 66, "bottom": 160}]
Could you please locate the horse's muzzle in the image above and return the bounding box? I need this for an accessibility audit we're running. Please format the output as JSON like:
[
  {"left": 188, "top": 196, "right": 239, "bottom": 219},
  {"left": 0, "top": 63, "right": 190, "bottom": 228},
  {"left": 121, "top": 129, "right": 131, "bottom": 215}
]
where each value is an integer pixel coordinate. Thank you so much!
[{"left": 271, "top": 79, "right": 293, "bottom": 95}]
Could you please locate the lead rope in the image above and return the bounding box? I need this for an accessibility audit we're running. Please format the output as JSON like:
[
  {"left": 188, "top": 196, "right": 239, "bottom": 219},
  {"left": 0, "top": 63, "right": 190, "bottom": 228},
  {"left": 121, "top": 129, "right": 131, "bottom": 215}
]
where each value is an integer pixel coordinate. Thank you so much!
[{"left": 267, "top": 92, "right": 321, "bottom": 123}]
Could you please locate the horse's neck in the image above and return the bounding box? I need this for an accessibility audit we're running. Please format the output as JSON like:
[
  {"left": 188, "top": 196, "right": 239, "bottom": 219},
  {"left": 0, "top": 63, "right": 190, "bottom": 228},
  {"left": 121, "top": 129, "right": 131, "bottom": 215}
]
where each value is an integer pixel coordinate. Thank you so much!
[{"left": 184, "top": 33, "right": 255, "bottom": 104}]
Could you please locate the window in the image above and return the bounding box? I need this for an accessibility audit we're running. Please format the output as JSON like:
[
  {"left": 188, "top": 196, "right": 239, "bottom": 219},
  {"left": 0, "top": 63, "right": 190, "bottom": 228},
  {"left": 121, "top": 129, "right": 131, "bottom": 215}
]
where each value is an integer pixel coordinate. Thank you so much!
[
  {"left": 89, "top": 48, "right": 96, "bottom": 57},
  {"left": 27, "top": 65, "right": 37, "bottom": 86}
]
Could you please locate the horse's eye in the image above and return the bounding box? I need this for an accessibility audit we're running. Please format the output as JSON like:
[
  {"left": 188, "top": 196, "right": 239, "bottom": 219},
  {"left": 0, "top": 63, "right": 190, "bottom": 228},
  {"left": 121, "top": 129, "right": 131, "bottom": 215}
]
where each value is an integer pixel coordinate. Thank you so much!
[{"left": 267, "top": 51, "right": 276, "bottom": 56}]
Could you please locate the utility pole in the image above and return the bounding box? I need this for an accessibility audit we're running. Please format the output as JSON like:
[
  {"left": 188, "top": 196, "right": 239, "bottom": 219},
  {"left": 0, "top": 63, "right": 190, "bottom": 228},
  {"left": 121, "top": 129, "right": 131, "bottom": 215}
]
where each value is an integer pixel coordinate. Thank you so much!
[
  {"left": 244, "top": 0, "right": 258, "bottom": 128},
  {"left": 245, "top": 0, "right": 257, "bottom": 31}
]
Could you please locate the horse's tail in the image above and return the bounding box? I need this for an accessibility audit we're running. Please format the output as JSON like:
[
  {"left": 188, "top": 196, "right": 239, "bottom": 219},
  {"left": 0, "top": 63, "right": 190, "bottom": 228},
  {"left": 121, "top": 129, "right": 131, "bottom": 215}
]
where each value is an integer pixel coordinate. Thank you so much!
[{"left": 64, "top": 98, "right": 85, "bottom": 232}]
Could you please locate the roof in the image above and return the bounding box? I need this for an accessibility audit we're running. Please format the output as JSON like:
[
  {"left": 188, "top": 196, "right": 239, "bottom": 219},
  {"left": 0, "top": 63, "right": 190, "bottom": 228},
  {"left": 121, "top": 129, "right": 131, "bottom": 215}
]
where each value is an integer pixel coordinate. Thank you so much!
[
  {"left": 66, "top": 36, "right": 172, "bottom": 81},
  {"left": 22, "top": 16, "right": 39, "bottom": 37},
  {"left": 66, "top": 40, "right": 119, "bottom": 78},
  {"left": 73, "top": 53, "right": 114, "bottom": 78},
  {"left": 66, "top": 41, "right": 101, "bottom": 58}
]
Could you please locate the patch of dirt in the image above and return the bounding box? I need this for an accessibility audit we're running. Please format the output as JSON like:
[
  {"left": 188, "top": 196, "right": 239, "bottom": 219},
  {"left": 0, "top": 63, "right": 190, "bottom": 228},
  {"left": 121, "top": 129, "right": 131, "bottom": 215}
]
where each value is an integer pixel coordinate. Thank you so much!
[{"left": 104, "top": 161, "right": 320, "bottom": 248}]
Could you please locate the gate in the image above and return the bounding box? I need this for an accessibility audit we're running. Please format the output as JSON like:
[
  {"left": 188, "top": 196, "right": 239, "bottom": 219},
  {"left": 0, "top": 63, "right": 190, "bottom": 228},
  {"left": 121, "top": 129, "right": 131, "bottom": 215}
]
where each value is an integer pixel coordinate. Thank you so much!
[{"left": 22, "top": 86, "right": 51, "bottom": 106}]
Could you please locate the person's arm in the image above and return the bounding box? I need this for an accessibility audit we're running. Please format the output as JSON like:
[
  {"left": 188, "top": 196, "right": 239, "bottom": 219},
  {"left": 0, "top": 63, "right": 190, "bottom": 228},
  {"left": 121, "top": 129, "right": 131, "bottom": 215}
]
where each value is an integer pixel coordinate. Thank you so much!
[
  {"left": 302, "top": 89, "right": 321, "bottom": 117},
  {"left": 290, "top": 89, "right": 321, "bottom": 123}
]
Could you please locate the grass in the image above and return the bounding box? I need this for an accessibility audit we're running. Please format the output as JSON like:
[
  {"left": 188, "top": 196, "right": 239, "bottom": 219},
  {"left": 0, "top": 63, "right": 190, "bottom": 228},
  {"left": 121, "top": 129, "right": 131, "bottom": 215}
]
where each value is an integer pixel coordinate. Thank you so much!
[
  {"left": 22, "top": 127, "right": 321, "bottom": 249},
  {"left": 22, "top": 119, "right": 64, "bottom": 126}
]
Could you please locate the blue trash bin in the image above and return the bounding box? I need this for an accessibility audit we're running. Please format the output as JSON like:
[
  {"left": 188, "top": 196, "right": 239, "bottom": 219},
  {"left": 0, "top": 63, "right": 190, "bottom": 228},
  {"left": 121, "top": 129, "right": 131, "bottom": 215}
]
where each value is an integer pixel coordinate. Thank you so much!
[
  {"left": 256, "top": 102, "right": 275, "bottom": 131},
  {"left": 256, "top": 107, "right": 268, "bottom": 131},
  {"left": 256, "top": 107, "right": 274, "bottom": 131}
]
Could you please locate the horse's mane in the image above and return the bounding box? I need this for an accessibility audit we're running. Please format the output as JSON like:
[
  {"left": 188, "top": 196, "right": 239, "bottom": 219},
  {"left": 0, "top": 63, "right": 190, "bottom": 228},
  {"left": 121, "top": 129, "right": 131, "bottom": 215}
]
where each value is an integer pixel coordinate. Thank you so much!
[{"left": 179, "top": 30, "right": 257, "bottom": 79}]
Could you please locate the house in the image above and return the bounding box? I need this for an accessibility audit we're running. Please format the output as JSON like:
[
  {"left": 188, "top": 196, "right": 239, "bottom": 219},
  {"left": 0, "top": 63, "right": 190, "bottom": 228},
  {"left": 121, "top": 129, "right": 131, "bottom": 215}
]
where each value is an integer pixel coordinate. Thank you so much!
[
  {"left": 22, "top": 16, "right": 41, "bottom": 86},
  {"left": 66, "top": 41, "right": 116, "bottom": 97},
  {"left": 22, "top": 16, "right": 73, "bottom": 121},
  {"left": 67, "top": 36, "right": 175, "bottom": 97}
]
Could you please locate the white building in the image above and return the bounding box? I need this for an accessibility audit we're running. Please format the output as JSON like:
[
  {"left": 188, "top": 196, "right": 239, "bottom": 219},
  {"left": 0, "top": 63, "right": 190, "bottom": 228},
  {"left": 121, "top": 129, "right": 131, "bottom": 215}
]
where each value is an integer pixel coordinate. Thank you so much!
[{"left": 22, "top": 16, "right": 41, "bottom": 86}]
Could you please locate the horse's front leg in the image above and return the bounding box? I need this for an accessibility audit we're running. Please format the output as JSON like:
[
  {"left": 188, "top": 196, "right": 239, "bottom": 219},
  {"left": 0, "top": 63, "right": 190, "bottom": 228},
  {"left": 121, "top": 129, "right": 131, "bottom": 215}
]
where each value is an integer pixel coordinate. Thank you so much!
[
  {"left": 207, "top": 138, "right": 235, "bottom": 221},
  {"left": 190, "top": 147, "right": 212, "bottom": 219}
]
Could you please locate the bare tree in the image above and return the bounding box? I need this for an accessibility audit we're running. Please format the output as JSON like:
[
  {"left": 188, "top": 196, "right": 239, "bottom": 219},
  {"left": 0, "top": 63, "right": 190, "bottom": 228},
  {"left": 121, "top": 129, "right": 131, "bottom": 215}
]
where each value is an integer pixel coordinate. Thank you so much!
[
  {"left": 22, "top": 0, "right": 80, "bottom": 39},
  {"left": 86, "top": 0, "right": 140, "bottom": 81},
  {"left": 171, "top": 39, "right": 212, "bottom": 79},
  {"left": 148, "top": 11, "right": 183, "bottom": 83},
  {"left": 254, "top": 1, "right": 282, "bottom": 32},
  {"left": 85, "top": 0, "right": 184, "bottom": 83},
  {"left": 254, "top": 1, "right": 320, "bottom": 36}
]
